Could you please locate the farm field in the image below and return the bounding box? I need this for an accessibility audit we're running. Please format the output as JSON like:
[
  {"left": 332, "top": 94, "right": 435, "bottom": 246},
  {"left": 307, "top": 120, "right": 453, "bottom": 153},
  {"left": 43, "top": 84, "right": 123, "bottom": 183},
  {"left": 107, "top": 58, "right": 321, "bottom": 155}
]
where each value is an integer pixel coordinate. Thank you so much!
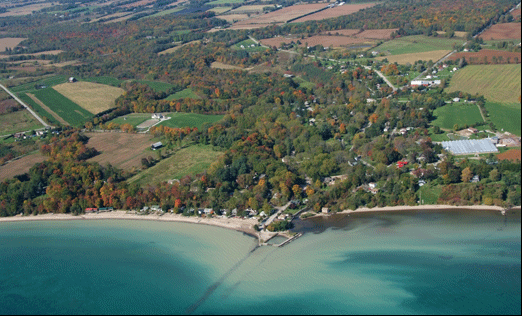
[
  {"left": 207, "top": 0, "right": 245, "bottom": 4},
  {"left": 0, "top": 110, "right": 44, "bottom": 135},
  {"left": 0, "top": 2, "right": 52, "bottom": 17},
  {"left": 207, "top": 6, "right": 232, "bottom": 14},
  {"left": 18, "top": 93, "right": 61, "bottom": 126},
  {"left": 322, "top": 29, "right": 360, "bottom": 36},
  {"left": 85, "top": 132, "right": 155, "bottom": 170},
  {"left": 448, "top": 49, "right": 521, "bottom": 64},
  {"left": 136, "top": 80, "right": 175, "bottom": 93},
  {"left": 228, "top": 5, "right": 269, "bottom": 14},
  {"left": 108, "top": 114, "right": 151, "bottom": 127},
  {"left": 0, "top": 38, "right": 27, "bottom": 52},
  {"left": 291, "top": 3, "right": 376, "bottom": 23},
  {"left": 9, "top": 75, "right": 69, "bottom": 93},
  {"left": 485, "top": 102, "right": 521, "bottom": 136},
  {"left": 234, "top": 3, "right": 326, "bottom": 25},
  {"left": 0, "top": 153, "right": 46, "bottom": 182},
  {"left": 210, "top": 61, "right": 248, "bottom": 70},
  {"left": 32, "top": 88, "right": 93, "bottom": 127},
  {"left": 217, "top": 14, "right": 250, "bottom": 23},
  {"left": 53, "top": 82, "right": 124, "bottom": 114},
  {"left": 446, "top": 64, "right": 521, "bottom": 104},
  {"left": 157, "top": 40, "right": 201, "bottom": 55},
  {"left": 431, "top": 103, "right": 484, "bottom": 130},
  {"left": 479, "top": 22, "right": 521, "bottom": 40},
  {"left": 373, "top": 35, "right": 464, "bottom": 55},
  {"left": 158, "top": 113, "right": 224, "bottom": 130},
  {"left": 128, "top": 144, "right": 224, "bottom": 186},
  {"left": 357, "top": 29, "right": 398, "bottom": 39},
  {"left": 260, "top": 36, "right": 371, "bottom": 48},
  {"left": 165, "top": 88, "right": 201, "bottom": 100},
  {"left": 375, "top": 50, "right": 451, "bottom": 64},
  {"left": 497, "top": 148, "right": 521, "bottom": 161}
]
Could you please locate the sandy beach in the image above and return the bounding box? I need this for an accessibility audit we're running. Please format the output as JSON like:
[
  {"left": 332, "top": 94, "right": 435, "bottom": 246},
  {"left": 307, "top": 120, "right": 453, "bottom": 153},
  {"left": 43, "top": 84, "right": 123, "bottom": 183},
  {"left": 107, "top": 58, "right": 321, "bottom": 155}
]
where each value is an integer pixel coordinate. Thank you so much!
[{"left": 0, "top": 211, "right": 260, "bottom": 237}]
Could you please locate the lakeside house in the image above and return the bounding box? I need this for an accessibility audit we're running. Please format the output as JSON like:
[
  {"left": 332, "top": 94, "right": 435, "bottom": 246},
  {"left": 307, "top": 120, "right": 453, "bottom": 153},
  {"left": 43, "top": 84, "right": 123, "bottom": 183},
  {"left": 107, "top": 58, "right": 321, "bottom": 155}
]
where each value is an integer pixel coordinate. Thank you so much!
[{"left": 321, "top": 207, "right": 330, "bottom": 214}]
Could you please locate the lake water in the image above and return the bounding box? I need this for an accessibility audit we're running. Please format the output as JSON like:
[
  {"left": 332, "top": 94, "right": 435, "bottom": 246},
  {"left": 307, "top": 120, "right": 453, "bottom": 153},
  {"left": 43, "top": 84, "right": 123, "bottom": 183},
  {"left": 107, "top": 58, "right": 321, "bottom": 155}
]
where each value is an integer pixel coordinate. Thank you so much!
[{"left": 0, "top": 209, "right": 520, "bottom": 315}]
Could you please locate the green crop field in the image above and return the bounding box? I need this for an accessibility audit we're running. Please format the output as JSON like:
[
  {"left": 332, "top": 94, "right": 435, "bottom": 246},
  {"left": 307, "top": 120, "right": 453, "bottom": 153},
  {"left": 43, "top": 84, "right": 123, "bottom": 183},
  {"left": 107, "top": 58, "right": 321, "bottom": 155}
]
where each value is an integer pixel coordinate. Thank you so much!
[
  {"left": 165, "top": 88, "right": 201, "bottom": 100},
  {"left": 0, "top": 110, "right": 44, "bottom": 135},
  {"left": 18, "top": 93, "right": 59, "bottom": 125},
  {"left": 136, "top": 80, "right": 175, "bottom": 93},
  {"left": 446, "top": 64, "right": 521, "bottom": 104},
  {"left": 84, "top": 76, "right": 124, "bottom": 87},
  {"left": 431, "top": 102, "right": 484, "bottom": 130},
  {"left": 373, "top": 35, "right": 464, "bottom": 55},
  {"left": 128, "top": 145, "right": 224, "bottom": 186},
  {"left": 485, "top": 102, "right": 521, "bottom": 136},
  {"left": 159, "top": 113, "right": 224, "bottom": 130},
  {"left": 33, "top": 88, "right": 93, "bottom": 127}
]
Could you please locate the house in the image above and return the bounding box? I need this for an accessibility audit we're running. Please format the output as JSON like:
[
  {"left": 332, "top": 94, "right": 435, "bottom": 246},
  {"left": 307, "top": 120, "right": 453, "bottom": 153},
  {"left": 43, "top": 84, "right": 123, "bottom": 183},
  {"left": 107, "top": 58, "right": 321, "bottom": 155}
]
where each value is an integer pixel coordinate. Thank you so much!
[
  {"left": 321, "top": 207, "right": 330, "bottom": 214},
  {"left": 283, "top": 71, "right": 294, "bottom": 78},
  {"left": 151, "top": 113, "right": 164, "bottom": 119},
  {"left": 467, "top": 127, "right": 478, "bottom": 134},
  {"left": 99, "top": 207, "right": 113, "bottom": 212},
  {"left": 471, "top": 175, "right": 480, "bottom": 183},
  {"left": 68, "top": 77, "right": 76, "bottom": 83},
  {"left": 231, "top": 208, "right": 238, "bottom": 216},
  {"left": 397, "top": 161, "right": 409, "bottom": 168},
  {"left": 369, "top": 183, "right": 377, "bottom": 190},
  {"left": 151, "top": 142, "right": 163, "bottom": 150},
  {"left": 150, "top": 205, "right": 162, "bottom": 212},
  {"left": 418, "top": 179, "right": 426, "bottom": 187},
  {"left": 453, "top": 97, "right": 460, "bottom": 102},
  {"left": 85, "top": 208, "right": 98, "bottom": 213}
]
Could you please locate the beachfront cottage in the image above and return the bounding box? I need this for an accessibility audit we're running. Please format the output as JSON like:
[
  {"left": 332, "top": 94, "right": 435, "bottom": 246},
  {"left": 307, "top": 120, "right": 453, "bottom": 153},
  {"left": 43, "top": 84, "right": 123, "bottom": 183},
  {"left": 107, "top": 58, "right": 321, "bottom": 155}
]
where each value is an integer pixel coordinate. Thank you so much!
[{"left": 321, "top": 207, "right": 330, "bottom": 214}]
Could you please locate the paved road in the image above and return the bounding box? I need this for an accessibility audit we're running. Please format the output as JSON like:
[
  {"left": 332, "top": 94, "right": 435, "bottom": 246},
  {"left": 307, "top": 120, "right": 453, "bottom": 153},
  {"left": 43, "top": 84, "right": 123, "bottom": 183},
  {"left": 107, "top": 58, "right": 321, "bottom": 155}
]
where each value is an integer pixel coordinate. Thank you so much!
[
  {"left": 366, "top": 66, "right": 397, "bottom": 91},
  {"left": 0, "top": 83, "right": 51, "bottom": 128}
]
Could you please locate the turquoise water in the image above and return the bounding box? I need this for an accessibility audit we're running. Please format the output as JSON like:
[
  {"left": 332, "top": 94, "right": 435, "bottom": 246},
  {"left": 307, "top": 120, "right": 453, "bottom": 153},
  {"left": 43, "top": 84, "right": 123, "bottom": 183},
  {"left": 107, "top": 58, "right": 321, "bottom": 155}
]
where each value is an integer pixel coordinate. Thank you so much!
[{"left": 0, "top": 210, "right": 520, "bottom": 315}]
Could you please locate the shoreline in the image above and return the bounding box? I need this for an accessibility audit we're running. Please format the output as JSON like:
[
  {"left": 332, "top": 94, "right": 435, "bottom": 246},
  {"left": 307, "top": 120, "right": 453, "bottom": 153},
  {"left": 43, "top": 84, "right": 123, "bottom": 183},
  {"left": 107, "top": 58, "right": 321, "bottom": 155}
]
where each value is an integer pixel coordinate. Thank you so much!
[
  {"left": 0, "top": 211, "right": 260, "bottom": 238},
  {"left": 311, "top": 204, "right": 521, "bottom": 218}
]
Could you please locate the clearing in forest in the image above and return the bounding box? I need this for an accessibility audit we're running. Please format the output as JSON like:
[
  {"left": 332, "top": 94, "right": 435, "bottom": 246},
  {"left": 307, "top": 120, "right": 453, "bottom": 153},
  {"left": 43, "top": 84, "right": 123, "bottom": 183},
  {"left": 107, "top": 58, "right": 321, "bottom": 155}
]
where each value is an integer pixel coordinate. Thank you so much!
[
  {"left": 0, "top": 38, "right": 26, "bottom": 52},
  {"left": 53, "top": 81, "right": 124, "bottom": 114},
  {"left": 375, "top": 50, "right": 451, "bottom": 64},
  {"left": 127, "top": 144, "right": 224, "bottom": 186},
  {"left": 446, "top": 64, "right": 521, "bottom": 104}
]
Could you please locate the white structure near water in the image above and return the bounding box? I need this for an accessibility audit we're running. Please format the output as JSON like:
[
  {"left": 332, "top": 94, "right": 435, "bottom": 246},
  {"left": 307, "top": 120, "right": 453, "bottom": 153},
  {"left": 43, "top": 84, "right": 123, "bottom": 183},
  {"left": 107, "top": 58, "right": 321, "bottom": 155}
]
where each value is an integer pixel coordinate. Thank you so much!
[{"left": 441, "top": 139, "right": 498, "bottom": 155}]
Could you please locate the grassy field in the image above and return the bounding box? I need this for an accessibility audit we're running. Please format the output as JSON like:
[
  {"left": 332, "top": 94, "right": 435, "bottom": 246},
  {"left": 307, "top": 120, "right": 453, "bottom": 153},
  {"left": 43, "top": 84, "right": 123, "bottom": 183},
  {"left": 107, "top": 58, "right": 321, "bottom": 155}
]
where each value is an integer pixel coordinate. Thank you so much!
[
  {"left": 108, "top": 114, "right": 151, "bottom": 127},
  {"left": 18, "top": 93, "right": 59, "bottom": 125},
  {"left": 83, "top": 76, "right": 124, "bottom": 87},
  {"left": 446, "top": 64, "right": 521, "bottom": 104},
  {"left": 373, "top": 35, "right": 464, "bottom": 55},
  {"left": 53, "top": 82, "right": 124, "bottom": 114},
  {"left": 9, "top": 75, "right": 69, "bottom": 93},
  {"left": 159, "top": 113, "right": 224, "bottom": 130},
  {"left": 149, "top": 7, "right": 184, "bottom": 17},
  {"left": 33, "top": 88, "right": 93, "bottom": 127},
  {"left": 0, "top": 110, "right": 44, "bottom": 135},
  {"left": 207, "top": 6, "right": 232, "bottom": 14},
  {"left": 293, "top": 77, "right": 315, "bottom": 89},
  {"left": 485, "top": 102, "right": 521, "bottom": 136},
  {"left": 136, "top": 80, "right": 175, "bottom": 93},
  {"left": 431, "top": 103, "right": 484, "bottom": 130},
  {"left": 128, "top": 145, "right": 224, "bottom": 186},
  {"left": 165, "top": 88, "right": 201, "bottom": 100},
  {"left": 233, "top": 39, "right": 266, "bottom": 52},
  {"left": 375, "top": 50, "right": 451, "bottom": 64}
]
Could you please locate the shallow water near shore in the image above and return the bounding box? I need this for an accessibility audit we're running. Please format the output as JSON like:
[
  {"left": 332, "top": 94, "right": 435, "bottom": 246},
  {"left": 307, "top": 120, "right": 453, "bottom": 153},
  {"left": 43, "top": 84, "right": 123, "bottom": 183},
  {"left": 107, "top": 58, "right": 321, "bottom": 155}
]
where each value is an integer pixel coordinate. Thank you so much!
[{"left": 0, "top": 210, "right": 520, "bottom": 315}]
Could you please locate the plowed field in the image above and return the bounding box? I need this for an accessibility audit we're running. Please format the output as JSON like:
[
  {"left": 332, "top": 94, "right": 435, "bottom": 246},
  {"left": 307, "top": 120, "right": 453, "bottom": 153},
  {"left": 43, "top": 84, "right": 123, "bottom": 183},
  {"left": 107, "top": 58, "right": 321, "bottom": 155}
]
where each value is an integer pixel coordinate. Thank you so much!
[
  {"left": 292, "top": 3, "right": 376, "bottom": 23},
  {"left": 448, "top": 49, "right": 521, "bottom": 64},
  {"left": 260, "top": 36, "right": 370, "bottom": 48},
  {"left": 479, "top": 23, "right": 521, "bottom": 40},
  {"left": 497, "top": 149, "right": 521, "bottom": 161},
  {"left": 0, "top": 153, "right": 46, "bottom": 182}
]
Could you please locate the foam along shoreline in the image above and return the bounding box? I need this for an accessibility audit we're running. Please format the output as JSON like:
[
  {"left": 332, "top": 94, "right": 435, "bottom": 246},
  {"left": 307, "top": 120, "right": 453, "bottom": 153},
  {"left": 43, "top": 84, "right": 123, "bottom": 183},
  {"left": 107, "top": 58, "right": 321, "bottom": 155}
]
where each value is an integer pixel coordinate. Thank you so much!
[
  {"left": 313, "top": 204, "right": 521, "bottom": 218},
  {"left": 0, "top": 211, "right": 259, "bottom": 237}
]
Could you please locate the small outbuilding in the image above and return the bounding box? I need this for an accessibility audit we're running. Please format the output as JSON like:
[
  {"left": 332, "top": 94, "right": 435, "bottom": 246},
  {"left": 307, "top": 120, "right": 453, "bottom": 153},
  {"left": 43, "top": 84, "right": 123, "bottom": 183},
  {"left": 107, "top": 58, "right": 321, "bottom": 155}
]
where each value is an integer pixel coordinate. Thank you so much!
[
  {"left": 69, "top": 77, "right": 77, "bottom": 83},
  {"left": 151, "top": 142, "right": 163, "bottom": 150}
]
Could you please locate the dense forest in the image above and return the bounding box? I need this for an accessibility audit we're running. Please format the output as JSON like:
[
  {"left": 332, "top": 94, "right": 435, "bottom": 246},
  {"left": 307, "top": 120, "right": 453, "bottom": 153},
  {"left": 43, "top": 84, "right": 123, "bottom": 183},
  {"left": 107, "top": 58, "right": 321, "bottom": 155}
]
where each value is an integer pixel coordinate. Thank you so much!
[{"left": 0, "top": 0, "right": 520, "bottom": 217}]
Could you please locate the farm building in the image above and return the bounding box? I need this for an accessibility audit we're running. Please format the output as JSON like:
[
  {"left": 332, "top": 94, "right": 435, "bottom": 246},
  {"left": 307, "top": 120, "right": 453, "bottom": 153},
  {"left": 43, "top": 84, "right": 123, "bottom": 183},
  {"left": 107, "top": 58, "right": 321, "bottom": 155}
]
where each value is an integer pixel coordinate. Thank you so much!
[
  {"left": 410, "top": 80, "right": 441, "bottom": 87},
  {"left": 151, "top": 142, "right": 163, "bottom": 150},
  {"left": 69, "top": 77, "right": 77, "bottom": 83},
  {"left": 441, "top": 139, "right": 498, "bottom": 155}
]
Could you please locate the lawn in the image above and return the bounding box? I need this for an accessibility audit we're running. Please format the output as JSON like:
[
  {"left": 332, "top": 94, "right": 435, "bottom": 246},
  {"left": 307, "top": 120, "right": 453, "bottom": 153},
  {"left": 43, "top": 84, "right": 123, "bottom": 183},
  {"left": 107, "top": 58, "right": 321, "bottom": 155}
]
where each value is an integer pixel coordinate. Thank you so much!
[
  {"left": 485, "top": 102, "right": 521, "bottom": 136},
  {"left": 431, "top": 102, "right": 484, "bottom": 130},
  {"left": 446, "top": 64, "right": 521, "bottom": 104},
  {"left": 128, "top": 145, "right": 224, "bottom": 186},
  {"left": 417, "top": 184, "right": 442, "bottom": 205},
  {"left": 373, "top": 35, "right": 464, "bottom": 55},
  {"left": 165, "top": 88, "right": 201, "bottom": 100},
  {"left": 233, "top": 39, "right": 266, "bottom": 52},
  {"left": 293, "top": 77, "right": 315, "bottom": 89},
  {"left": 159, "top": 113, "right": 224, "bottom": 130},
  {"left": 0, "top": 110, "right": 44, "bottom": 135},
  {"left": 32, "top": 88, "right": 93, "bottom": 127},
  {"left": 53, "top": 81, "right": 124, "bottom": 114}
]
